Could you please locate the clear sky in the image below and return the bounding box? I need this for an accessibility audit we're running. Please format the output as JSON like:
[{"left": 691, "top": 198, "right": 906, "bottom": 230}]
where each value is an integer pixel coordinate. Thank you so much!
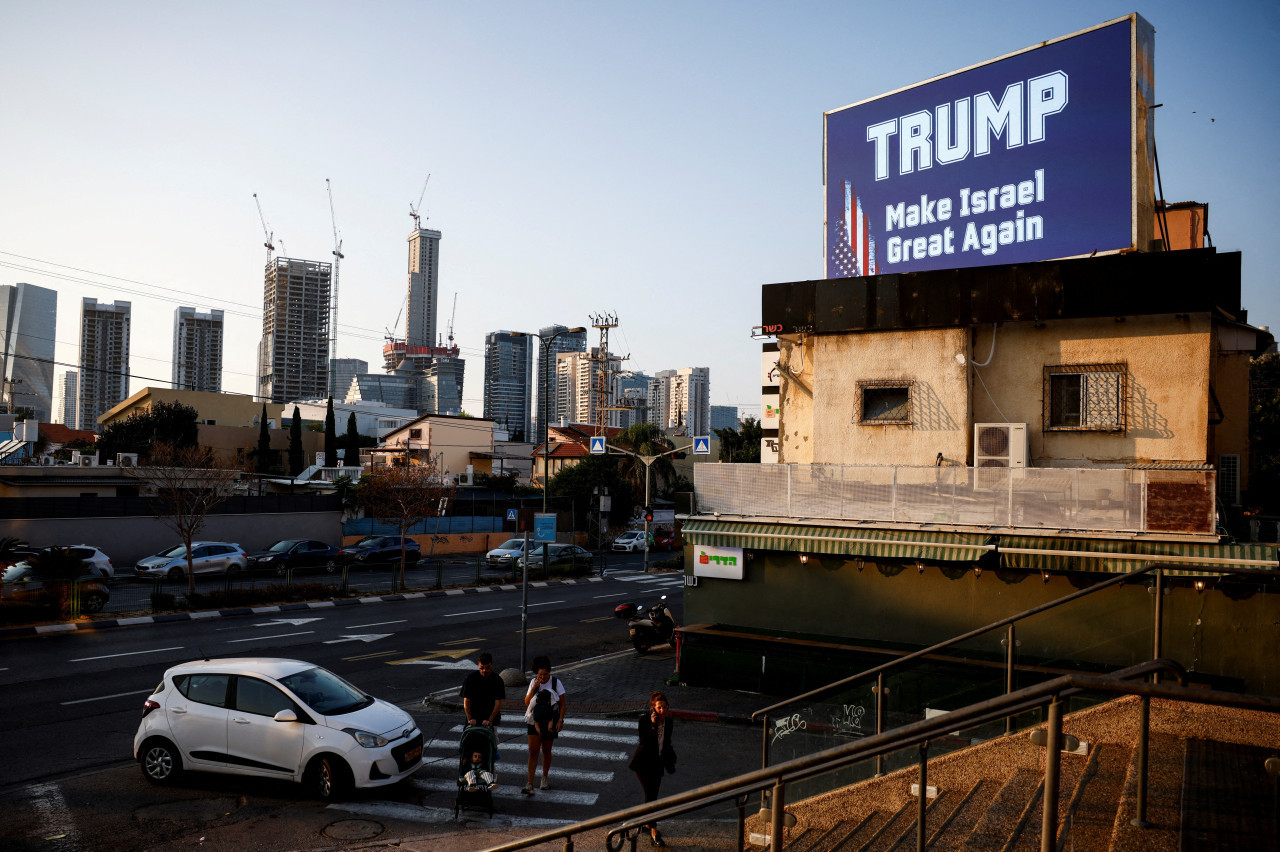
[{"left": 2, "top": 1, "right": 1277, "bottom": 421}]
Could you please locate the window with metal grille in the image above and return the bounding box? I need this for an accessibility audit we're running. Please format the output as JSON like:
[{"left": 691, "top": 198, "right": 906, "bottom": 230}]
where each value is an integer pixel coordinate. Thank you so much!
[
  {"left": 857, "top": 381, "right": 912, "bottom": 425},
  {"left": 1218, "top": 454, "right": 1241, "bottom": 506},
  {"left": 1044, "top": 364, "right": 1126, "bottom": 431}
]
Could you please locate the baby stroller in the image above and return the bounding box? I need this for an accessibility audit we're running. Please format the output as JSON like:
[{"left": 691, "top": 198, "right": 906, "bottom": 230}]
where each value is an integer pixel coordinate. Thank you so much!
[{"left": 454, "top": 724, "right": 498, "bottom": 818}]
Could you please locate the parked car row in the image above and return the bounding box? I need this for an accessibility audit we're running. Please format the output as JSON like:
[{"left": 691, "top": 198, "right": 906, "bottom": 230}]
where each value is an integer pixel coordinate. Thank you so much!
[{"left": 611, "top": 528, "right": 678, "bottom": 552}]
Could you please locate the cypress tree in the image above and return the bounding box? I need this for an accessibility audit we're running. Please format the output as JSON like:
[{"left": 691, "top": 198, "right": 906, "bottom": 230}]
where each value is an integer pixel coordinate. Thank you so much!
[
  {"left": 343, "top": 411, "right": 361, "bottom": 466},
  {"left": 288, "top": 406, "right": 305, "bottom": 475},
  {"left": 255, "top": 404, "right": 272, "bottom": 473},
  {"left": 324, "top": 398, "right": 338, "bottom": 466}
]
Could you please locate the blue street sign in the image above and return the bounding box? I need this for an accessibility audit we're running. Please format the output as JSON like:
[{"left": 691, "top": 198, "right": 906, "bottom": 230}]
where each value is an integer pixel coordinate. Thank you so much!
[
  {"left": 534, "top": 513, "right": 557, "bottom": 543},
  {"left": 693, "top": 436, "right": 711, "bottom": 455},
  {"left": 589, "top": 436, "right": 606, "bottom": 454},
  {"left": 506, "top": 508, "right": 518, "bottom": 522}
]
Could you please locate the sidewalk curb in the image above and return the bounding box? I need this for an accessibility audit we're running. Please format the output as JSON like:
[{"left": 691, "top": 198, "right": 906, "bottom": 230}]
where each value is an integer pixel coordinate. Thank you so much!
[{"left": 0, "top": 576, "right": 611, "bottom": 639}]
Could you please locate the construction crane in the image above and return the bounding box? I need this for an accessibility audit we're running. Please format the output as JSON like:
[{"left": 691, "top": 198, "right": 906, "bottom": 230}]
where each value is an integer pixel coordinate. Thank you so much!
[
  {"left": 326, "top": 178, "right": 344, "bottom": 400},
  {"left": 446, "top": 292, "right": 457, "bottom": 348},
  {"left": 409, "top": 174, "right": 431, "bottom": 229},
  {"left": 252, "top": 193, "right": 274, "bottom": 265}
]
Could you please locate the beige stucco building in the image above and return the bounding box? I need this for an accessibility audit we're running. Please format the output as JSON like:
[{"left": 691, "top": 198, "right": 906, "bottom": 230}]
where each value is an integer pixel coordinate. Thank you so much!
[{"left": 371, "top": 414, "right": 496, "bottom": 480}]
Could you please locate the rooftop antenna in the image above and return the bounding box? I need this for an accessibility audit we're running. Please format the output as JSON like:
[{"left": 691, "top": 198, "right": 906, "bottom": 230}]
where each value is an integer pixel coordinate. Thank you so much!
[
  {"left": 326, "top": 178, "right": 345, "bottom": 399},
  {"left": 252, "top": 193, "right": 275, "bottom": 264},
  {"left": 409, "top": 174, "right": 431, "bottom": 229},
  {"left": 446, "top": 292, "right": 457, "bottom": 347}
]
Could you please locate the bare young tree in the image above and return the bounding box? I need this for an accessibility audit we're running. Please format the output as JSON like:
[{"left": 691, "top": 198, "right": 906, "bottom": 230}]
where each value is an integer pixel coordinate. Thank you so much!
[
  {"left": 127, "top": 442, "right": 239, "bottom": 597},
  {"left": 356, "top": 459, "right": 455, "bottom": 591}
]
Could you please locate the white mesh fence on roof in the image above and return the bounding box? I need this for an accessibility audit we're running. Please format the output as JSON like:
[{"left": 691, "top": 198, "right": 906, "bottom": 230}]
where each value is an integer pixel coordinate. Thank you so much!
[{"left": 694, "top": 464, "right": 1215, "bottom": 536}]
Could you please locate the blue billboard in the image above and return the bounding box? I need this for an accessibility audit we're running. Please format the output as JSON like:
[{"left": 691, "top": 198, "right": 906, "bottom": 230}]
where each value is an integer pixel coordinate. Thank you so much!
[{"left": 825, "top": 16, "right": 1153, "bottom": 278}]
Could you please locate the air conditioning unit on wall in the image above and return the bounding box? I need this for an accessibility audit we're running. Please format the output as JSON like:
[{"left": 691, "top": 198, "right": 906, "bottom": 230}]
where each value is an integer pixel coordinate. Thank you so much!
[
  {"left": 974, "top": 423, "right": 1028, "bottom": 468},
  {"left": 116, "top": 453, "right": 138, "bottom": 468}
]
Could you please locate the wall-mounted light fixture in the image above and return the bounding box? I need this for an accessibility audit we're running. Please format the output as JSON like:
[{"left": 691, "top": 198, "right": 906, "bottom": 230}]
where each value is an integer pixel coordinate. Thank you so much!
[
  {"left": 974, "top": 565, "right": 983, "bottom": 578},
  {"left": 799, "top": 554, "right": 809, "bottom": 565},
  {"left": 1041, "top": 571, "right": 1051, "bottom": 584},
  {"left": 915, "top": 559, "right": 925, "bottom": 574},
  {"left": 1195, "top": 580, "right": 1206, "bottom": 593},
  {"left": 854, "top": 557, "right": 864, "bottom": 572}
]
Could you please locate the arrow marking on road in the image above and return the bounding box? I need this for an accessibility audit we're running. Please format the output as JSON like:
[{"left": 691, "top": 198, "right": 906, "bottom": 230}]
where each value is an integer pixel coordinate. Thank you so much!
[
  {"left": 322, "top": 633, "right": 393, "bottom": 644},
  {"left": 391, "top": 659, "right": 475, "bottom": 669},
  {"left": 253, "top": 617, "right": 324, "bottom": 627},
  {"left": 387, "top": 648, "right": 478, "bottom": 664}
]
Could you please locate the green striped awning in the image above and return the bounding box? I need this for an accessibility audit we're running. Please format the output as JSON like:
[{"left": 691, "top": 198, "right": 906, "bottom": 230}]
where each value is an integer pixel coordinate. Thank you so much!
[
  {"left": 998, "top": 535, "right": 1280, "bottom": 577},
  {"left": 682, "top": 519, "right": 993, "bottom": 563}
]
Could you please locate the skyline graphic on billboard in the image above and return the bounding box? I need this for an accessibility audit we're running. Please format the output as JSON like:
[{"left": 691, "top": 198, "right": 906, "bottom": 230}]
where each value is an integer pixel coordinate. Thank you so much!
[{"left": 825, "top": 18, "right": 1143, "bottom": 279}]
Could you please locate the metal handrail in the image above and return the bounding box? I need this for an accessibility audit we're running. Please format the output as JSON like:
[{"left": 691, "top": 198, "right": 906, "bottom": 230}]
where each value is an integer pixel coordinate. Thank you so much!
[{"left": 484, "top": 658, "right": 1280, "bottom": 852}]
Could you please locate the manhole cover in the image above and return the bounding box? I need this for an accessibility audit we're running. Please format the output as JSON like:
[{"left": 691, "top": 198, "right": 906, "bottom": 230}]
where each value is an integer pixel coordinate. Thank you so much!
[{"left": 323, "top": 819, "right": 385, "bottom": 841}]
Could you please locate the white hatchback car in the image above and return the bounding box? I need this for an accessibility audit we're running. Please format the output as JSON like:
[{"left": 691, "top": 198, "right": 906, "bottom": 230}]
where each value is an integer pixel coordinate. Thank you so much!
[
  {"left": 485, "top": 538, "right": 531, "bottom": 567},
  {"left": 612, "top": 531, "right": 648, "bottom": 552},
  {"left": 133, "top": 658, "right": 423, "bottom": 800}
]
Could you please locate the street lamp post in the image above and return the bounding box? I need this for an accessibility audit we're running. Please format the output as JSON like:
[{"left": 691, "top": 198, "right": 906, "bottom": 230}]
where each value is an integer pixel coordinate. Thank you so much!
[
  {"left": 604, "top": 441, "right": 692, "bottom": 573},
  {"left": 511, "top": 326, "right": 585, "bottom": 673}
]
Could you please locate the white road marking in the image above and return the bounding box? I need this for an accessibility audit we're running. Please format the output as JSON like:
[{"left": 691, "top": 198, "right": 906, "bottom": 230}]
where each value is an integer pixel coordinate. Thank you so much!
[
  {"left": 253, "top": 617, "right": 323, "bottom": 627},
  {"left": 345, "top": 619, "right": 408, "bottom": 629},
  {"left": 528, "top": 599, "right": 566, "bottom": 607},
  {"left": 422, "top": 738, "right": 627, "bottom": 762},
  {"left": 61, "top": 688, "right": 154, "bottom": 706},
  {"left": 323, "top": 633, "right": 393, "bottom": 644},
  {"left": 411, "top": 777, "right": 598, "bottom": 805},
  {"left": 444, "top": 608, "right": 501, "bottom": 617},
  {"left": 595, "top": 592, "right": 627, "bottom": 598},
  {"left": 449, "top": 723, "right": 634, "bottom": 744},
  {"left": 226, "top": 631, "right": 313, "bottom": 643},
  {"left": 28, "top": 782, "right": 82, "bottom": 847},
  {"left": 70, "top": 646, "right": 183, "bottom": 662}
]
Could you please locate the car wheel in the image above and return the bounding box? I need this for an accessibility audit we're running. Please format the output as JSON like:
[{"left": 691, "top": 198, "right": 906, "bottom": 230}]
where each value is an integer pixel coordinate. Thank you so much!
[
  {"left": 83, "top": 591, "right": 107, "bottom": 614},
  {"left": 324, "top": 559, "right": 338, "bottom": 574},
  {"left": 632, "top": 636, "right": 651, "bottom": 654},
  {"left": 167, "top": 567, "right": 184, "bottom": 582},
  {"left": 140, "top": 737, "right": 183, "bottom": 784},
  {"left": 308, "top": 754, "right": 350, "bottom": 801},
  {"left": 275, "top": 563, "right": 288, "bottom": 576}
]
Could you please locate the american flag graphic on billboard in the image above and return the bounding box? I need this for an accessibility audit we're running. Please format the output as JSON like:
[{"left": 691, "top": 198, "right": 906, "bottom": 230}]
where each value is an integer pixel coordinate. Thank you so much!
[{"left": 830, "top": 180, "right": 877, "bottom": 278}]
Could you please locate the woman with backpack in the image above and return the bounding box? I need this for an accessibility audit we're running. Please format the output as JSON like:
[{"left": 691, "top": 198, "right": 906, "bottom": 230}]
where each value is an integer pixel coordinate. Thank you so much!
[{"left": 521, "top": 655, "right": 567, "bottom": 795}]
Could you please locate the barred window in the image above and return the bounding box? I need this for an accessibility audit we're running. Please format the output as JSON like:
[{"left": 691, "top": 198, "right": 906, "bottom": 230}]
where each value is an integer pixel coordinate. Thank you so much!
[
  {"left": 1044, "top": 364, "right": 1126, "bottom": 431},
  {"left": 857, "top": 381, "right": 912, "bottom": 425}
]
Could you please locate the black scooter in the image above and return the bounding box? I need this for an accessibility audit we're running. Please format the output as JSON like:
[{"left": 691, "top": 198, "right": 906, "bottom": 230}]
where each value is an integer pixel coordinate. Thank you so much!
[{"left": 614, "top": 595, "right": 676, "bottom": 653}]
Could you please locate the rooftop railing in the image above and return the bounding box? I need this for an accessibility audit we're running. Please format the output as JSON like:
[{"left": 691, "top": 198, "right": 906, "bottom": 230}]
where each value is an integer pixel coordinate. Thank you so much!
[{"left": 694, "top": 463, "right": 1217, "bottom": 537}]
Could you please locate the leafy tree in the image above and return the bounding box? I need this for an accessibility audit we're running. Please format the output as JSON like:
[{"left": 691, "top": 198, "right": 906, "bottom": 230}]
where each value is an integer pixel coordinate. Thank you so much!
[
  {"left": 1248, "top": 352, "right": 1280, "bottom": 507},
  {"left": 51, "top": 438, "right": 96, "bottom": 463},
  {"left": 25, "top": 546, "right": 92, "bottom": 619},
  {"left": 98, "top": 401, "right": 200, "bottom": 461},
  {"left": 324, "top": 398, "right": 338, "bottom": 465},
  {"left": 253, "top": 404, "right": 272, "bottom": 473},
  {"left": 0, "top": 535, "right": 30, "bottom": 567},
  {"left": 127, "top": 443, "right": 238, "bottom": 597},
  {"left": 288, "top": 406, "right": 304, "bottom": 475},
  {"left": 715, "top": 416, "right": 762, "bottom": 463},
  {"left": 356, "top": 460, "right": 455, "bottom": 590},
  {"left": 548, "top": 454, "right": 634, "bottom": 529},
  {"left": 343, "top": 411, "right": 361, "bottom": 466},
  {"left": 474, "top": 471, "right": 520, "bottom": 493},
  {"left": 612, "top": 423, "right": 677, "bottom": 504}
]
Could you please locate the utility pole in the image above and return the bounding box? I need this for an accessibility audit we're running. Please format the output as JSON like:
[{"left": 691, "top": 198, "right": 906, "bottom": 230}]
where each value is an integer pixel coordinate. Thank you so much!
[{"left": 588, "top": 313, "right": 628, "bottom": 548}]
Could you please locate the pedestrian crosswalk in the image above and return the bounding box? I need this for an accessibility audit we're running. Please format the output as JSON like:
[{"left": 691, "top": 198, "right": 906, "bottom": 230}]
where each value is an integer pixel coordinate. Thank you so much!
[
  {"left": 612, "top": 572, "right": 684, "bottom": 588},
  {"left": 411, "top": 716, "right": 637, "bottom": 811}
]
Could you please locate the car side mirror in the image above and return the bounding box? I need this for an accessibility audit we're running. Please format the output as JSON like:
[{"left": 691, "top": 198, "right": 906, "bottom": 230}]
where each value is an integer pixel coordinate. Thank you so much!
[{"left": 273, "top": 709, "right": 299, "bottom": 723}]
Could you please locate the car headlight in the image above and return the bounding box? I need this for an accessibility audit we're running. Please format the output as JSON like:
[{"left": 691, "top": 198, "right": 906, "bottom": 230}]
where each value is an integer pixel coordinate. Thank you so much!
[{"left": 344, "top": 728, "right": 389, "bottom": 748}]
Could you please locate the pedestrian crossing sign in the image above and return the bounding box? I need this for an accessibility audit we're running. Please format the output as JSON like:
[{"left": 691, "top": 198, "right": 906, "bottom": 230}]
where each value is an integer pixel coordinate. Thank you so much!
[
  {"left": 506, "top": 508, "right": 518, "bottom": 522},
  {"left": 693, "top": 436, "right": 710, "bottom": 455},
  {"left": 590, "top": 436, "right": 606, "bottom": 454}
]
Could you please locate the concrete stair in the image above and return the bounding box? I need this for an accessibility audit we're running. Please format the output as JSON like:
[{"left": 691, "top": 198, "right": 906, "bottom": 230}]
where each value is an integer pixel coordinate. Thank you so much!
[{"left": 742, "top": 697, "right": 1279, "bottom": 852}]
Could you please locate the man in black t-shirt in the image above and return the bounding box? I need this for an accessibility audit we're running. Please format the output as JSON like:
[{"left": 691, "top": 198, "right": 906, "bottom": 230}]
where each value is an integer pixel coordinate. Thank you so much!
[{"left": 461, "top": 652, "right": 505, "bottom": 727}]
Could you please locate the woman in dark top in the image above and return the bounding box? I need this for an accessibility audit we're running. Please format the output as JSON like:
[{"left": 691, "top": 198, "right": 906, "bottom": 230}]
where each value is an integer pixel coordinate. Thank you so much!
[{"left": 628, "top": 690, "right": 676, "bottom": 846}]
